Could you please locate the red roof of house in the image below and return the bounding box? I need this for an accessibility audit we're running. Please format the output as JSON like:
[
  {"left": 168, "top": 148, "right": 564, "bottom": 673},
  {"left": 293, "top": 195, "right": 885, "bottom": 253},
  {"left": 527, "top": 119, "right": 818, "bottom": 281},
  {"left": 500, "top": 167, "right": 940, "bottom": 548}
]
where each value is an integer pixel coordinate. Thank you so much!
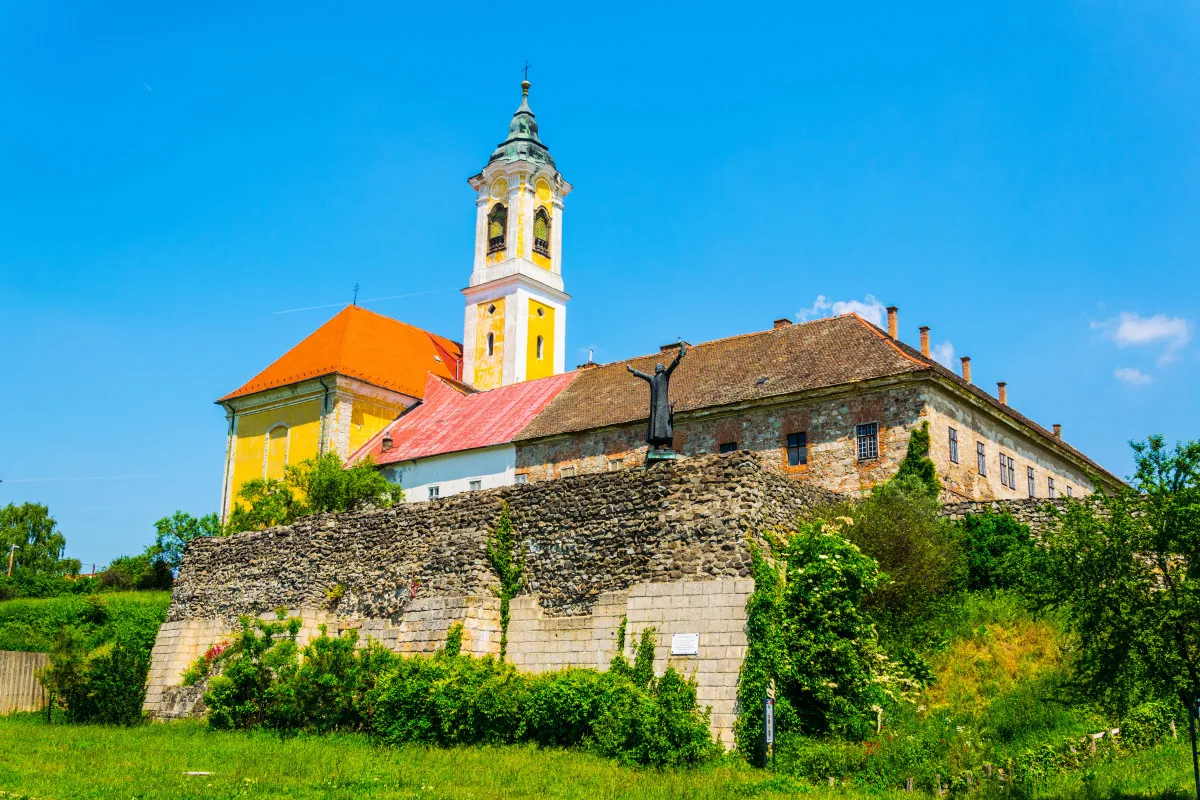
[
  {"left": 352, "top": 371, "right": 578, "bottom": 465},
  {"left": 218, "top": 305, "right": 463, "bottom": 402}
]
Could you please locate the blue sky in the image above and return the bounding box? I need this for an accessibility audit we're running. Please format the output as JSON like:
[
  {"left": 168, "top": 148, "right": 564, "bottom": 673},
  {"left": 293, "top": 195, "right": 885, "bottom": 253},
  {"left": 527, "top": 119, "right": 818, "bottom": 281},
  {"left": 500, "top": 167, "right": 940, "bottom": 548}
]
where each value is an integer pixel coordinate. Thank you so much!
[{"left": 2, "top": 2, "right": 1197, "bottom": 566}]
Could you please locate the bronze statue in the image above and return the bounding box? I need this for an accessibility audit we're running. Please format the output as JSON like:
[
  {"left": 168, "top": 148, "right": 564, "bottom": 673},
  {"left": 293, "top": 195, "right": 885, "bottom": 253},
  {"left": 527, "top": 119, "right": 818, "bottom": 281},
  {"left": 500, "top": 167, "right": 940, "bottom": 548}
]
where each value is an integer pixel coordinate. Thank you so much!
[{"left": 627, "top": 343, "right": 686, "bottom": 450}]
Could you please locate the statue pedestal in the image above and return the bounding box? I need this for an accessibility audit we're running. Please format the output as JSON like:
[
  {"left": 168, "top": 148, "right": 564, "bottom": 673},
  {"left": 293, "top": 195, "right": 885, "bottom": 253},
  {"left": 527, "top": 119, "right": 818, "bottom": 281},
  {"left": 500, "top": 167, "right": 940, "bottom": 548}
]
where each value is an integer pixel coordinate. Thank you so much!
[{"left": 645, "top": 448, "right": 682, "bottom": 465}]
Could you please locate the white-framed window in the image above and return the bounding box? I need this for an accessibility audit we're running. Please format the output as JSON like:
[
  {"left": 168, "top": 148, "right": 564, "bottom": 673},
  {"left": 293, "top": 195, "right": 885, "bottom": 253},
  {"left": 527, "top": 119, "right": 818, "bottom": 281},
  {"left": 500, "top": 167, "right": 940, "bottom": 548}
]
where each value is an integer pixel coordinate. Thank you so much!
[
  {"left": 608, "top": 458, "right": 625, "bottom": 471},
  {"left": 428, "top": 486, "right": 440, "bottom": 499},
  {"left": 514, "top": 473, "right": 528, "bottom": 485},
  {"left": 1048, "top": 477, "right": 1056, "bottom": 499},
  {"left": 855, "top": 423, "right": 879, "bottom": 461},
  {"left": 560, "top": 465, "right": 576, "bottom": 478},
  {"left": 1027, "top": 466, "right": 1036, "bottom": 498},
  {"left": 469, "top": 480, "right": 482, "bottom": 491},
  {"left": 948, "top": 427, "right": 959, "bottom": 464},
  {"left": 976, "top": 442, "right": 987, "bottom": 476}
]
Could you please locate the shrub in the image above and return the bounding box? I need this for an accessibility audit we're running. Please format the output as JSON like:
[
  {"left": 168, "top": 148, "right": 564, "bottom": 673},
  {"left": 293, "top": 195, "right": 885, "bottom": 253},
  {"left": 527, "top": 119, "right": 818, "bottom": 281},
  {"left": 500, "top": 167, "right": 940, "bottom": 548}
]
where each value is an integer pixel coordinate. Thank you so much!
[
  {"left": 199, "top": 619, "right": 718, "bottom": 767},
  {"left": 956, "top": 510, "right": 1035, "bottom": 591},
  {"left": 60, "top": 640, "right": 151, "bottom": 725},
  {"left": 844, "top": 475, "right": 963, "bottom": 626}
]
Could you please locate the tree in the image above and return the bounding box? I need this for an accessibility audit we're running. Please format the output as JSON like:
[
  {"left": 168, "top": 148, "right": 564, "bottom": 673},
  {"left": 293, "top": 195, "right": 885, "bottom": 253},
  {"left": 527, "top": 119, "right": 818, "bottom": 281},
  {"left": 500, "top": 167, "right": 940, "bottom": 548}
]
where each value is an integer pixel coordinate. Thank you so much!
[
  {"left": 893, "top": 421, "right": 941, "bottom": 498},
  {"left": 0, "top": 503, "right": 80, "bottom": 577},
  {"left": 226, "top": 453, "right": 398, "bottom": 533},
  {"left": 1036, "top": 435, "right": 1200, "bottom": 718},
  {"left": 36, "top": 626, "right": 89, "bottom": 722},
  {"left": 152, "top": 510, "right": 223, "bottom": 571}
]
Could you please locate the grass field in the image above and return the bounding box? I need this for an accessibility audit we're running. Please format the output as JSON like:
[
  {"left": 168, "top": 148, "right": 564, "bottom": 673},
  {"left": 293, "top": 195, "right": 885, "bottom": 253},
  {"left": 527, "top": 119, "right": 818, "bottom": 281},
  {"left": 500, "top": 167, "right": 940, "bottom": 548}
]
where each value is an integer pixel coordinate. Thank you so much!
[
  {"left": 0, "top": 715, "right": 1194, "bottom": 800},
  {"left": 0, "top": 591, "right": 169, "bottom": 653}
]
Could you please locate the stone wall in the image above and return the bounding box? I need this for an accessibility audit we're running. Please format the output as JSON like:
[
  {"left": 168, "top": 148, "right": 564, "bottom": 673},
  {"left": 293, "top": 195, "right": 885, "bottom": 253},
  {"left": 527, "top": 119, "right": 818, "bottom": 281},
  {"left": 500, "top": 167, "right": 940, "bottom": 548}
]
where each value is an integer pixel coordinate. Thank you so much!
[
  {"left": 941, "top": 497, "right": 1076, "bottom": 538},
  {"left": 516, "top": 385, "right": 927, "bottom": 496},
  {"left": 147, "top": 451, "right": 834, "bottom": 745}
]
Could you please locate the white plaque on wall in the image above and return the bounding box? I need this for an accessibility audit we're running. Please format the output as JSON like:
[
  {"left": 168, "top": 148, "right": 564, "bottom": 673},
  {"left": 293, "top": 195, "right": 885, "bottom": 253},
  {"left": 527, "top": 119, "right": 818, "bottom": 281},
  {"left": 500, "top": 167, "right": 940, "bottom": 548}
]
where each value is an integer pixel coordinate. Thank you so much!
[{"left": 671, "top": 633, "right": 700, "bottom": 656}]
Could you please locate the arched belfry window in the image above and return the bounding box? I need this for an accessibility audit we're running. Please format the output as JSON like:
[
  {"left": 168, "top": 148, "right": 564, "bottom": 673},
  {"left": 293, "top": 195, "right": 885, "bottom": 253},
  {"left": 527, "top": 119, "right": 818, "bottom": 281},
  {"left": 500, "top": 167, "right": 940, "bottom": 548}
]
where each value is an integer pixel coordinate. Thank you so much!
[
  {"left": 533, "top": 207, "right": 551, "bottom": 257},
  {"left": 487, "top": 204, "right": 507, "bottom": 254},
  {"left": 486, "top": 332, "right": 495, "bottom": 356}
]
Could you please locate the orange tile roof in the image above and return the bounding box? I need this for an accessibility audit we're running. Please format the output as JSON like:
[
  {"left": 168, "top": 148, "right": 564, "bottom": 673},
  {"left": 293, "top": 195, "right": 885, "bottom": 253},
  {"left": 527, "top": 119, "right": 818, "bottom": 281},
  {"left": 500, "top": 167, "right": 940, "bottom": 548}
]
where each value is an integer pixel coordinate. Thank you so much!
[{"left": 217, "top": 305, "right": 463, "bottom": 402}]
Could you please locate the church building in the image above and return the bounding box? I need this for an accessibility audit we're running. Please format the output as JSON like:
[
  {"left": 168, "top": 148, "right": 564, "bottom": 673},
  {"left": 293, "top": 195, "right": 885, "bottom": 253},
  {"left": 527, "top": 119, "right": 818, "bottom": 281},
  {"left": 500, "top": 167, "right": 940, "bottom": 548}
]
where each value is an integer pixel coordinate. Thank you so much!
[{"left": 217, "top": 80, "right": 1121, "bottom": 522}]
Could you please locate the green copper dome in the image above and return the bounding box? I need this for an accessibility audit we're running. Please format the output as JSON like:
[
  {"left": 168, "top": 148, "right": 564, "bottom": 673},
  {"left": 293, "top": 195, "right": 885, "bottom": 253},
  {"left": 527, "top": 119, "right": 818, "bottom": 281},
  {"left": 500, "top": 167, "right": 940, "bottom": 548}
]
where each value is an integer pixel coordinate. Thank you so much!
[{"left": 488, "top": 81, "right": 555, "bottom": 168}]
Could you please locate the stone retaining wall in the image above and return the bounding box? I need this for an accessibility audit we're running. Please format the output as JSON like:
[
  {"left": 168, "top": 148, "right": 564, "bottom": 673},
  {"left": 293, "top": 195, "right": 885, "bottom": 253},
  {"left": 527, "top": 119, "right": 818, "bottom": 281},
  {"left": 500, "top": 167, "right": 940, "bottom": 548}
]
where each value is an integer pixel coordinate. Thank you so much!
[{"left": 146, "top": 451, "right": 834, "bottom": 746}]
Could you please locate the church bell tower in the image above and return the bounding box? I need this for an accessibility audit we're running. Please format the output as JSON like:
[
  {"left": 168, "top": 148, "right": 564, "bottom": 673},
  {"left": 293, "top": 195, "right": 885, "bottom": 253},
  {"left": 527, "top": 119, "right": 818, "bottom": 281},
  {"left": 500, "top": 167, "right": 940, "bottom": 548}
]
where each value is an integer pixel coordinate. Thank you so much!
[{"left": 462, "top": 80, "right": 571, "bottom": 390}]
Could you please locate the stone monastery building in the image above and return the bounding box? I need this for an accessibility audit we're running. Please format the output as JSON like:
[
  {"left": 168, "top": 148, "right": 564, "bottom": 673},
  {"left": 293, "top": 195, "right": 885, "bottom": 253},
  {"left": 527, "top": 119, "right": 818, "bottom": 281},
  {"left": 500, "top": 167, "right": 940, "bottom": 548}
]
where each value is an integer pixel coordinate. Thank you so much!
[{"left": 217, "top": 81, "right": 1120, "bottom": 521}]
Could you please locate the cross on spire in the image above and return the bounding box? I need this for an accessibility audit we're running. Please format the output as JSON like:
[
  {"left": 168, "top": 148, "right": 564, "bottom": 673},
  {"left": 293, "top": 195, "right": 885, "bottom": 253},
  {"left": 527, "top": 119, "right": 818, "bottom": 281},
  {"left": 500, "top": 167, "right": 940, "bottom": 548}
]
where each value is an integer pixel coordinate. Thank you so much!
[
  {"left": 522, "top": 61, "right": 531, "bottom": 81},
  {"left": 353, "top": 282, "right": 360, "bottom": 306}
]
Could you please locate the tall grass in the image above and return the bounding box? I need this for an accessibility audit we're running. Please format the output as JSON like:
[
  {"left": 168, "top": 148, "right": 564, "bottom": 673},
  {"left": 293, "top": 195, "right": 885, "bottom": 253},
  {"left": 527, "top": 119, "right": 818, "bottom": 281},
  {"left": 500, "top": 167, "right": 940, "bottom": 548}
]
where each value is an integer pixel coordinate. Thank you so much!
[
  {"left": 0, "top": 591, "right": 169, "bottom": 652},
  {"left": 0, "top": 715, "right": 1192, "bottom": 799}
]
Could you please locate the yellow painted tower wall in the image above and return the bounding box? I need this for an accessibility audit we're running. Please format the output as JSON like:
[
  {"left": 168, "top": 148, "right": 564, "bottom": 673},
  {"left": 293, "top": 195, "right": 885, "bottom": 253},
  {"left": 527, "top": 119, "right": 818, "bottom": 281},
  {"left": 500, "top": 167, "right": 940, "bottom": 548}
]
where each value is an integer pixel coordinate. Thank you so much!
[
  {"left": 531, "top": 179, "right": 553, "bottom": 271},
  {"left": 486, "top": 177, "right": 509, "bottom": 266},
  {"left": 473, "top": 297, "right": 506, "bottom": 390},
  {"left": 230, "top": 398, "right": 324, "bottom": 496},
  {"left": 526, "top": 300, "right": 555, "bottom": 380}
]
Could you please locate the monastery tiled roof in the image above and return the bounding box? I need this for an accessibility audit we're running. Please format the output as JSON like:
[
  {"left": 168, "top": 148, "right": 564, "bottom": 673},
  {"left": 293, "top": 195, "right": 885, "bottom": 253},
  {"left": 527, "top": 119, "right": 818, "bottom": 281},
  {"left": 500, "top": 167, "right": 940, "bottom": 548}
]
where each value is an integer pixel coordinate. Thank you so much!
[
  {"left": 352, "top": 371, "right": 578, "bottom": 465},
  {"left": 218, "top": 305, "right": 463, "bottom": 402},
  {"left": 514, "top": 314, "right": 1121, "bottom": 485}
]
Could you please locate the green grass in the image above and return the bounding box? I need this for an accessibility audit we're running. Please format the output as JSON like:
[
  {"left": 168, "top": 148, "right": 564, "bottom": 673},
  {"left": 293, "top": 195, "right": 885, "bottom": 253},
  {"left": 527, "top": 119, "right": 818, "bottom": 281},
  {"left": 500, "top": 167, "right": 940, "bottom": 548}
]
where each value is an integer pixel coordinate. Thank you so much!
[
  {"left": 0, "top": 591, "right": 168, "bottom": 653},
  {"left": 0, "top": 715, "right": 1193, "bottom": 800}
]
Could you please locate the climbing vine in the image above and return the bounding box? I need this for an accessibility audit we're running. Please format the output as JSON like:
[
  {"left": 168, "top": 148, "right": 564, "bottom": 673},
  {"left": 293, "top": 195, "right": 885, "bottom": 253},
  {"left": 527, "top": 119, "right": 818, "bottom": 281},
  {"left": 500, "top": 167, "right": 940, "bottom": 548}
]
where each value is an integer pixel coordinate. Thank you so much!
[{"left": 486, "top": 501, "right": 525, "bottom": 662}]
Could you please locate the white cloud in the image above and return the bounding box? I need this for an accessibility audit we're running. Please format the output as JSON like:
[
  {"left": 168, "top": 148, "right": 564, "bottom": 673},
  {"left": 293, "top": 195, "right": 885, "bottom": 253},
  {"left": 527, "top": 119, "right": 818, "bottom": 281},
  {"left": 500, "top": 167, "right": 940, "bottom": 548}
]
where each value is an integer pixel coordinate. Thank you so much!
[
  {"left": 1092, "top": 312, "right": 1191, "bottom": 364},
  {"left": 931, "top": 340, "right": 955, "bottom": 369},
  {"left": 797, "top": 294, "right": 886, "bottom": 327},
  {"left": 1114, "top": 367, "right": 1152, "bottom": 386}
]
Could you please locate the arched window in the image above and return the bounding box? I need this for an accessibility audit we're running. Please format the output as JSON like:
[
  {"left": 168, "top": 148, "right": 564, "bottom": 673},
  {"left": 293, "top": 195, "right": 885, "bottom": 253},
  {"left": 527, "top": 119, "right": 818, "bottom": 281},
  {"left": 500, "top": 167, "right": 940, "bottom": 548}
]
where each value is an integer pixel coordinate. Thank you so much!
[
  {"left": 487, "top": 204, "right": 507, "bottom": 254},
  {"left": 265, "top": 424, "right": 289, "bottom": 480},
  {"left": 536, "top": 335, "right": 545, "bottom": 359},
  {"left": 486, "top": 332, "right": 495, "bottom": 356},
  {"left": 533, "top": 207, "right": 551, "bottom": 257}
]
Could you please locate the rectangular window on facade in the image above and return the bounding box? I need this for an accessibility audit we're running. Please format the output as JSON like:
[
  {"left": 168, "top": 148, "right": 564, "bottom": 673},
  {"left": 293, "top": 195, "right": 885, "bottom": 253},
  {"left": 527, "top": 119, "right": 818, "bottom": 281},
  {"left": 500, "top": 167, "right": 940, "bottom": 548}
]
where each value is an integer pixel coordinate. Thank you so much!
[
  {"left": 786, "top": 432, "right": 808, "bottom": 467},
  {"left": 976, "top": 442, "right": 987, "bottom": 476},
  {"left": 999, "top": 454, "right": 1009, "bottom": 487},
  {"left": 1008, "top": 457, "right": 1016, "bottom": 489},
  {"left": 561, "top": 465, "right": 576, "bottom": 478},
  {"left": 1027, "top": 467, "right": 1036, "bottom": 497},
  {"left": 855, "top": 423, "right": 879, "bottom": 461},
  {"left": 1066, "top": 485, "right": 1073, "bottom": 498},
  {"left": 608, "top": 458, "right": 625, "bottom": 471},
  {"left": 1048, "top": 477, "right": 1056, "bottom": 498},
  {"left": 468, "top": 480, "right": 481, "bottom": 491},
  {"left": 948, "top": 427, "right": 959, "bottom": 464},
  {"left": 428, "top": 486, "right": 439, "bottom": 499},
  {"left": 514, "top": 473, "right": 528, "bottom": 485},
  {"left": 719, "top": 442, "right": 738, "bottom": 454}
]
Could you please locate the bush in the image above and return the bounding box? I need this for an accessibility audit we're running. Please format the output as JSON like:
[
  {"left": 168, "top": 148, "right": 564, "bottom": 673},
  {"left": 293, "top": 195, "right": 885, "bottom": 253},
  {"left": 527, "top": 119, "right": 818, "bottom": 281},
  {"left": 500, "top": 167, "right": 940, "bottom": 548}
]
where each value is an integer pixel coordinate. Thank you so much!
[
  {"left": 956, "top": 510, "right": 1035, "bottom": 592},
  {"left": 843, "top": 475, "right": 963, "bottom": 627},
  {"left": 60, "top": 640, "right": 151, "bottom": 725},
  {"left": 200, "top": 617, "right": 718, "bottom": 767}
]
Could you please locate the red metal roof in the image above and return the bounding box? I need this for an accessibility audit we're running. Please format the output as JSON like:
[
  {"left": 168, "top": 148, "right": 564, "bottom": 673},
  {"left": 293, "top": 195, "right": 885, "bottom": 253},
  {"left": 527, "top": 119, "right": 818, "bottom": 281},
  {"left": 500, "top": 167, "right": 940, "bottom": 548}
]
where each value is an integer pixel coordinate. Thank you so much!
[{"left": 351, "top": 371, "right": 578, "bottom": 465}]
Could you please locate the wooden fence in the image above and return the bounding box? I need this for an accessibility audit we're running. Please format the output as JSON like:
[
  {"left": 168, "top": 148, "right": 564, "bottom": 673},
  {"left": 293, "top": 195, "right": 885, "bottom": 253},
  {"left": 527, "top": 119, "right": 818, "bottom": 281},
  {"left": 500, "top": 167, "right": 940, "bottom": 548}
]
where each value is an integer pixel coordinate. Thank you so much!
[{"left": 0, "top": 651, "right": 48, "bottom": 715}]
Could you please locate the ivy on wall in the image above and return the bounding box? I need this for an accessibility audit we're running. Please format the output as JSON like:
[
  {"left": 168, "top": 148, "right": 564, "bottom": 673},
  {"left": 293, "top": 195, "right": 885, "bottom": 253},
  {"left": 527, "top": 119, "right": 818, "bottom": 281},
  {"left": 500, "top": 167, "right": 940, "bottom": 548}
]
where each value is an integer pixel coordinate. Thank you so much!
[{"left": 486, "top": 502, "right": 525, "bottom": 662}]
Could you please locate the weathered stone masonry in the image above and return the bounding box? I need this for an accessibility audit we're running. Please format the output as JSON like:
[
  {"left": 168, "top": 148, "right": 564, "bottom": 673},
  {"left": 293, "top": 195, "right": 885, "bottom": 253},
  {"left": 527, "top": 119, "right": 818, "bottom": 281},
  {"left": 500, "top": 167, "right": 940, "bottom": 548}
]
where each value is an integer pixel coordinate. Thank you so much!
[{"left": 146, "top": 452, "right": 838, "bottom": 745}]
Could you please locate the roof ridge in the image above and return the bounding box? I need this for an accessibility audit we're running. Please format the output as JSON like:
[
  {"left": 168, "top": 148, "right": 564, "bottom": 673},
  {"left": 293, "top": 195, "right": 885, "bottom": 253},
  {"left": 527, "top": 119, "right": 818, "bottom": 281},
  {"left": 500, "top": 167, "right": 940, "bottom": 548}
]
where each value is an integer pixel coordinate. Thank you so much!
[{"left": 845, "top": 313, "right": 927, "bottom": 367}]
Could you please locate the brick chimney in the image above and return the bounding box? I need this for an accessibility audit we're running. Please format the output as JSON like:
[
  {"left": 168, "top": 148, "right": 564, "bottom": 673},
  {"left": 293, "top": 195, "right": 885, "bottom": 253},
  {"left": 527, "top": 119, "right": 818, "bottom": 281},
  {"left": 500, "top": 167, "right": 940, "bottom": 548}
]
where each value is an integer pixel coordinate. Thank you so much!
[
  {"left": 1053, "top": 423, "right": 1062, "bottom": 438},
  {"left": 773, "top": 318, "right": 792, "bottom": 330},
  {"left": 886, "top": 306, "right": 898, "bottom": 338},
  {"left": 381, "top": 433, "right": 394, "bottom": 453},
  {"left": 997, "top": 382, "right": 1008, "bottom": 405},
  {"left": 919, "top": 326, "right": 930, "bottom": 357},
  {"left": 960, "top": 356, "right": 972, "bottom": 384}
]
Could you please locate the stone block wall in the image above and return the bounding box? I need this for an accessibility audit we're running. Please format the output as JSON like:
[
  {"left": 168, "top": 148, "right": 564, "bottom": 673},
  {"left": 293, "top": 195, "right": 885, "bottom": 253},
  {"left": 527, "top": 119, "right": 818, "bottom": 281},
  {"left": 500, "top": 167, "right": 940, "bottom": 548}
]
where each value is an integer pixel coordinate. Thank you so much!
[{"left": 146, "top": 451, "right": 827, "bottom": 745}]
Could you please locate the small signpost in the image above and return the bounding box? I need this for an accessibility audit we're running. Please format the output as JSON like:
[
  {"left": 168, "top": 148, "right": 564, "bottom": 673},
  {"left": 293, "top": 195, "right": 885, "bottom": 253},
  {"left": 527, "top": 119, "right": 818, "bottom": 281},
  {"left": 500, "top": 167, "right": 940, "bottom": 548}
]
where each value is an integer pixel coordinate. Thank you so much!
[{"left": 763, "top": 679, "right": 776, "bottom": 768}]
